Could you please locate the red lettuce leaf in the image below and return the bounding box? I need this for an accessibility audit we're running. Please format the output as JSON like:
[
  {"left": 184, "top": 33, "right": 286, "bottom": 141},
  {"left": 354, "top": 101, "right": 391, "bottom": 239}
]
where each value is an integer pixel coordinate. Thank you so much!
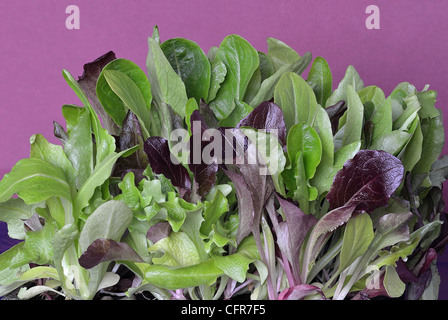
[
  {"left": 113, "top": 111, "right": 149, "bottom": 178},
  {"left": 143, "top": 136, "right": 191, "bottom": 199},
  {"left": 77, "top": 51, "right": 120, "bottom": 136},
  {"left": 221, "top": 132, "right": 275, "bottom": 280},
  {"left": 237, "top": 101, "right": 286, "bottom": 145},
  {"left": 79, "top": 239, "right": 144, "bottom": 269},
  {"left": 327, "top": 149, "right": 404, "bottom": 212},
  {"left": 188, "top": 110, "right": 218, "bottom": 198},
  {"left": 146, "top": 221, "right": 172, "bottom": 244},
  {"left": 222, "top": 169, "right": 255, "bottom": 244},
  {"left": 275, "top": 194, "right": 317, "bottom": 283}
]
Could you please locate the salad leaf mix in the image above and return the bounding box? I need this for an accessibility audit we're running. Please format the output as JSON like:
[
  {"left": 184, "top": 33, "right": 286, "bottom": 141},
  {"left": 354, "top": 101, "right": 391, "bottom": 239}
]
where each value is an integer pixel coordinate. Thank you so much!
[{"left": 0, "top": 26, "right": 447, "bottom": 300}]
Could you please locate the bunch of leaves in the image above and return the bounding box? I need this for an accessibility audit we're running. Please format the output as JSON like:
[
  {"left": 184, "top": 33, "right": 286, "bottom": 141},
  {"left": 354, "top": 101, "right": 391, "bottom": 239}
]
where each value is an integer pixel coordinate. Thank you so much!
[{"left": 0, "top": 26, "right": 447, "bottom": 300}]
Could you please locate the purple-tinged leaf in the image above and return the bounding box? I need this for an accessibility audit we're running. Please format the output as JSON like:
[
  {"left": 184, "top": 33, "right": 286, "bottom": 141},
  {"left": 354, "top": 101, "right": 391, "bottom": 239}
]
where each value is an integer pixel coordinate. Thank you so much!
[
  {"left": 325, "top": 100, "right": 346, "bottom": 135},
  {"left": 278, "top": 284, "right": 325, "bottom": 300},
  {"left": 146, "top": 221, "right": 172, "bottom": 244},
  {"left": 79, "top": 239, "right": 144, "bottom": 269},
  {"left": 53, "top": 121, "right": 69, "bottom": 144},
  {"left": 312, "top": 205, "right": 357, "bottom": 241},
  {"left": 222, "top": 126, "right": 275, "bottom": 248},
  {"left": 414, "top": 248, "right": 437, "bottom": 278},
  {"left": 237, "top": 101, "right": 286, "bottom": 145},
  {"left": 276, "top": 194, "right": 317, "bottom": 283},
  {"left": 302, "top": 205, "right": 357, "bottom": 282},
  {"left": 188, "top": 110, "right": 218, "bottom": 198},
  {"left": 199, "top": 99, "right": 219, "bottom": 128},
  {"left": 113, "top": 111, "right": 149, "bottom": 178},
  {"left": 143, "top": 137, "right": 191, "bottom": 199},
  {"left": 405, "top": 268, "right": 433, "bottom": 300},
  {"left": 217, "top": 127, "right": 248, "bottom": 166},
  {"left": 222, "top": 169, "right": 254, "bottom": 244},
  {"left": 396, "top": 259, "right": 419, "bottom": 283},
  {"left": 327, "top": 149, "right": 404, "bottom": 212},
  {"left": 77, "top": 51, "right": 120, "bottom": 136},
  {"left": 304, "top": 150, "right": 401, "bottom": 281}
]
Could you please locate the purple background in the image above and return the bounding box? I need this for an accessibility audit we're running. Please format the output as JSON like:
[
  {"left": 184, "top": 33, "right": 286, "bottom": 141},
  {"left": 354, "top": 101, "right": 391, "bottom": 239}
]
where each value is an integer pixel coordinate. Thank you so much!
[{"left": 1, "top": 0, "right": 448, "bottom": 298}]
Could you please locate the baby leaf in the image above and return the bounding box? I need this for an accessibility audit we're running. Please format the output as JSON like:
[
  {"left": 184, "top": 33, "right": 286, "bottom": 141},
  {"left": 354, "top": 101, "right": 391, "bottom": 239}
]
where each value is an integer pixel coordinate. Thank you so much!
[
  {"left": 114, "top": 111, "right": 150, "bottom": 176},
  {"left": 188, "top": 110, "right": 218, "bottom": 198},
  {"left": 102, "top": 68, "right": 152, "bottom": 139},
  {"left": 338, "top": 212, "right": 374, "bottom": 272},
  {"left": 384, "top": 265, "right": 406, "bottom": 298},
  {"left": 274, "top": 72, "right": 318, "bottom": 133},
  {"left": 158, "top": 195, "right": 187, "bottom": 232},
  {"left": 412, "top": 112, "right": 445, "bottom": 174},
  {"left": 147, "top": 36, "right": 189, "bottom": 117},
  {"left": 29, "top": 134, "right": 78, "bottom": 190},
  {"left": 79, "top": 200, "right": 133, "bottom": 252},
  {"left": 79, "top": 239, "right": 143, "bottom": 269},
  {"left": 62, "top": 69, "right": 116, "bottom": 165},
  {"left": 77, "top": 51, "right": 120, "bottom": 136},
  {"left": 222, "top": 169, "right": 255, "bottom": 245},
  {"left": 417, "top": 89, "right": 439, "bottom": 119},
  {"left": 209, "top": 35, "right": 259, "bottom": 120},
  {"left": 237, "top": 101, "right": 286, "bottom": 145},
  {"left": 267, "top": 37, "right": 301, "bottom": 71},
  {"left": 206, "top": 57, "right": 227, "bottom": 103},
  {"left": 370, "top": 97, "right": 393, "bottom": 143},
  {"left": 161, "top": 38, "right": 211, "bottom": 103},
  {"left": 341, "top": 85, "right": 364, "bottom": 148},
  {"left": 60, "top": 107, "right": 94, "bottom": 188},
  {"left": 144, "top": 258, "right": 223, "bottom": 290},
  {"left": 302, "top": 205, "right": 357, "bottom": 282},
  {"left": 200, "top": 190, "right": 229, "bottom": 238},
  {"left": 276, "top": 194, "right": 317, "bottom": 282},
  {"left": 73, "top": 146, "right": 139, "bottom": 218},
  {"left": 143, "top": 136, "right": 192, "bottom": 199},
  {"left": 78, "top": 200, "right": 133, "bottom": 298},
  {"left": 325, "top": 65, "right": 364, "bottom": 108},
  {"left": 0, "top": 242, "right": 30, "bottom": 285},
  {"left": 286, "top": 123, "right": 322, "bottom": 179},
  {"left": 19, "top": 266, "right": 59, "bottom": 282},
  {"left": 370, "top": 211, "right": 413, "bottom": 254},
  {"left": 242, "top": 128, "right": 286, "bottom": 196},
  {"left": 149, "top": 231, "right": 200, "bottom": 267},
  {"left": 0, "top": 158, "right": 71, "bottom": 204},
  {"left": 326, "top": 149, "right": 404, "bottom": 212},
  {"left": 369, "top": 130, "right": 411, "bottom": 156},
  {"left": 248, "top": 52, "right": 312, "bottom": 108},
  {"left": 358, "top": 85, "right": 386, "bottom": 120},
  {"left": 212, "top": 236, "right": 260, "bottom": 283},
  {"left": 307, "top": 57, "right": 332, "bottom": 107},
  {"left": 309, "top": 105, "right": 335, "bottom": 195}
]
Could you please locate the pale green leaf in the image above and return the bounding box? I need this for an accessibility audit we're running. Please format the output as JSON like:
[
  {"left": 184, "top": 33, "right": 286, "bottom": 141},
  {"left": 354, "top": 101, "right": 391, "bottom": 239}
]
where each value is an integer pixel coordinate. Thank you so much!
[
  {"left": 325, "top": 65, "right": 364, "bottom": 107},
  {"left": 147, "top": 37, "right": 188, "bottom": 117},
  {"left": 339, "top": 213, "right": 374, "bottom": 272}
]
